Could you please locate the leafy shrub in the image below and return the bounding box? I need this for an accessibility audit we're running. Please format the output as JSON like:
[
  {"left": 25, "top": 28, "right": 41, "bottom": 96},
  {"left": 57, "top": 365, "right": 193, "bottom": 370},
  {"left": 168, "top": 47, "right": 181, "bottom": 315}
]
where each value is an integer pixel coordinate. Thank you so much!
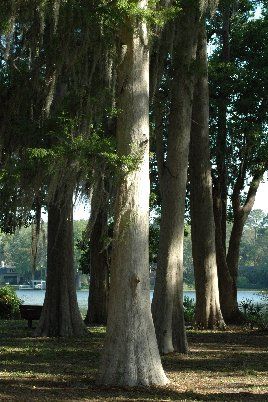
[
  {"left": 259, "top": 291, "right": 268, "bottom": 304},
  {"left": 0, "top": 286, "right": 22, "bottom": 319},
  {"left": 183, "top": 296, "right": 195, "bottom": 325},
  {"left": 240, "top": 298, "right": 268, "bottom": 330},
  {"left": 256, "top": 292, "right": 268, "bottom": 330}
]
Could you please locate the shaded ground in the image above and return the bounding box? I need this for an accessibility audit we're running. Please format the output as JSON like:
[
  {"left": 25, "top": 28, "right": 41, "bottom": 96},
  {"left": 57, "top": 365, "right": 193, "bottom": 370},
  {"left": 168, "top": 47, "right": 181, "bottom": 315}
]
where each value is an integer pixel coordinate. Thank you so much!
[{"left": 0, "top": 321, "right": 267, "bottom": 401}]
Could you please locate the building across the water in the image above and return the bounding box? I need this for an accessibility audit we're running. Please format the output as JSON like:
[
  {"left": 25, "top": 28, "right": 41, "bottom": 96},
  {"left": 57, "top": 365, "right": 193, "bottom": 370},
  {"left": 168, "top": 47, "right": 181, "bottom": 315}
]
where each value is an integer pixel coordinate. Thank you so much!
[{"left": 0, "top": 264, "right": 21, "bottom": 285}]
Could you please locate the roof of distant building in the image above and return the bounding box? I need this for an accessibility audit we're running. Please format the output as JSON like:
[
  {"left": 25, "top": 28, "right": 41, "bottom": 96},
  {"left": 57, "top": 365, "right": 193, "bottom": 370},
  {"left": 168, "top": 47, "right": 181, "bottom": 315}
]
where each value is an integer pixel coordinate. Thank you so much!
[{"left": 0, "top": 266, "right": 18, "bottom": 274}]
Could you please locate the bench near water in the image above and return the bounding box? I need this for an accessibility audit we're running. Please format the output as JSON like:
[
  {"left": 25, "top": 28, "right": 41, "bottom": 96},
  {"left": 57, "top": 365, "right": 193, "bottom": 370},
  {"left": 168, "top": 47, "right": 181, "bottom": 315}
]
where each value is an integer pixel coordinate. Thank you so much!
[{"left": 19, "top": 305, "right": 43, "bottom": 328}]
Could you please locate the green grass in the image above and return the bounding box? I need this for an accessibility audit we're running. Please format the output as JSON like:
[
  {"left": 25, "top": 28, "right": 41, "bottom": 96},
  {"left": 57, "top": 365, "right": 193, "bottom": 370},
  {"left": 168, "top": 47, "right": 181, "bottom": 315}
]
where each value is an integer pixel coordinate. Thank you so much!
[{"left": 0, "top": 320, "right": 267, "bottom": 401}]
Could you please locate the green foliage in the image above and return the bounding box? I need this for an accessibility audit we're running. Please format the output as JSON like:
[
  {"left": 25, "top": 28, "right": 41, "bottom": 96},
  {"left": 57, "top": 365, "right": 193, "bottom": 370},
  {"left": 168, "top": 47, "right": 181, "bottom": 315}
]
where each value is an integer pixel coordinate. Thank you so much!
[
  {"left": 259, "top": 290, "right": 268, "bottom": 304},
  {"left": 0, "top": 0, "right": 182, "bottom": 235},
  {"left": 238, "top": 266, "right": 268, "bottom": 289},
  {"left": 73, "top": 220, "right": 88, "bottom": 272},
  {"left": 77, "top": 242, "right": 90, "bottom": 275},
  {"left": 238, "top": 209, "right": 268, "bottom": 289},
  {"left": 0, "top": 1, "right": 15, "bottom": 34},
  {"left": 183, "top": 296, "right": 195, "bottom": 324},
  {"left": 98, "top": 0, "right": 181, "bottom": 29},
  {"left": 0, "top": 225, "right": 47, "bottom": 277},
  {"left": 77, "top": 220, "right": 112, "bottom": 275},
  {"left": 25, "top": 124, "right": 142, "bottom": 180},
  {"left": 0, "top": 220, "right": 87, "bottom": 278},
  {"left": 0, "top": 286, "right": 21, "bottom": 319},
  {"left": 209, "top": 1, "right": 268, "bottom": 221},
  {"left": 149, "top": 208, "right": 268, "bottom": 290},
  {"left": 240, "top": 298, "right": 268, "bottom": 330},
  {"left": 149, "top": 219, "right": 160, "bottom": 264}
]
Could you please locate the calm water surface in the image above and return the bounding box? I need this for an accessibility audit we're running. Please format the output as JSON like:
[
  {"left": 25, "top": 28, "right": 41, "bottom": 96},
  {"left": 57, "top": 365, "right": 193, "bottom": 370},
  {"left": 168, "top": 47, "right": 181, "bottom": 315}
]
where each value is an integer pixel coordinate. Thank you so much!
[{"left": 16, "top": 289, "right": 266, "bottom": 310}]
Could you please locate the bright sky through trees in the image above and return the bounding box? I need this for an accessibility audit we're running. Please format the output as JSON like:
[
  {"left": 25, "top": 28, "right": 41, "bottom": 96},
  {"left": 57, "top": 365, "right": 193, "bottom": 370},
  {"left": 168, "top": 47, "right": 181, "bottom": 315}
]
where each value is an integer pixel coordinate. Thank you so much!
[
  {"left": 253, "top": 180, "right": 268, "bottom": 212},
  {"left": 72, "top": 180, "right": 268, "bottom": 221}
]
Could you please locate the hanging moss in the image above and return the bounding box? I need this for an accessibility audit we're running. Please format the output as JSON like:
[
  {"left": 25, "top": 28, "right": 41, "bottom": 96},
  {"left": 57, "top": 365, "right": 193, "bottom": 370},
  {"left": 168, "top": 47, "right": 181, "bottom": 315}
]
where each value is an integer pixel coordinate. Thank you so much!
[{"left": 0, "top": 0, "right": 185, "bottom": 233}]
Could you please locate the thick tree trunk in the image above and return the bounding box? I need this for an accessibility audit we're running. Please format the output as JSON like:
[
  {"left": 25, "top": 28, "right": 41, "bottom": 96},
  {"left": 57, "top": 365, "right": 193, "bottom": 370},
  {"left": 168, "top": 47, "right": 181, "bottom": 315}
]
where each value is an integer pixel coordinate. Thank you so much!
[
  {"left": 98, "top": 1, "right": 168, "bottom": 386},
  {"left": 213, "top": 3, "right": 242, "bottom": 323},
  {"left": 152, "top": 5, "right": 200, "bottom": 355},
  {"left": 213, "top": 2, "right": 229, "bottom": 292},
  {"left": 189, "top": 21, "right": 225, "bottom": 329},
  {"left": 35, "top": 187, "right": 87, "bottom": 337},
  {"left": 84, "top": 208, "right": 109, "bottom": 325},
  {"left": 213, "top": 194, "right": 237, "bottom": 321}
]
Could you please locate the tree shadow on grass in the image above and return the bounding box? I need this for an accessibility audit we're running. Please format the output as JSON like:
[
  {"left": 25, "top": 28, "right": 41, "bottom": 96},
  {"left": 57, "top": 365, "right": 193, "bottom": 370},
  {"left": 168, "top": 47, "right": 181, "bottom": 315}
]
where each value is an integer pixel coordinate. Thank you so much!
[
  {"left": 0, "top": 321, "right": 267, "bottom": 401},
  {"left": 0, "top": 377, "right": 267, "bottom": 401},
  {"left": 163, "top": 328, "right": 268, "bottom": 376},
  {"left": 163, "top": 349, "right": 268, "bottom": 374},
  {"left": 187, "top": 328, "right": 268, "bottom": 348}
]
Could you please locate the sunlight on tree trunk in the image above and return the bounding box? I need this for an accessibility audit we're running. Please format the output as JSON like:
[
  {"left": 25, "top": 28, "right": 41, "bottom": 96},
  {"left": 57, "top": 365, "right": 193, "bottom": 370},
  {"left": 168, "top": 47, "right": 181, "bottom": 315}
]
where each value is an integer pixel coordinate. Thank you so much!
[
  {"left": 189, "top": 20, "right": 225, "bottom": 330},
  {"left": 98, "top": 0, "right": 168, "bottom": 387},
  {"left": 152, "top": 5, "right": 201, "bottom": 355}
]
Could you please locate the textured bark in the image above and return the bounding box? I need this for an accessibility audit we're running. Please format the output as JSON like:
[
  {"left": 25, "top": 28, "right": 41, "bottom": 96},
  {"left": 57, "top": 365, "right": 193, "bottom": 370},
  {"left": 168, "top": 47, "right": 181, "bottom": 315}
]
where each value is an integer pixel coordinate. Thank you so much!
[
  {"left": 98, "top": 1, "right": 168, "bottom": 386},
  {"left": 225, "top": 213, "right": 245, "bottom": 319},
  {"left": 216, "top": 3, "right": 230, "bottom": 254},
  {"left": 84, "top": 208, "right": 109, "bottom": 325},
  {"left": 35, "top": 187, "right": 87, "bottom": 337},
  {"left": 189, "top": 21, "right": 225, "bottom": 329},
  {"left": 212, "top": 3, "right": 242, "bottom": 323},
  {"left": 150, "top": 21, "right": 175, "bottom": 105},
  {"left": 213, "top": 194, "right": 237, "bottom": 321},
  {"left": 152, "top": 5, "right": 201, "bottom": 355},
  {"left": 213, "top": 3, "right": 229, "bottom": 277}
]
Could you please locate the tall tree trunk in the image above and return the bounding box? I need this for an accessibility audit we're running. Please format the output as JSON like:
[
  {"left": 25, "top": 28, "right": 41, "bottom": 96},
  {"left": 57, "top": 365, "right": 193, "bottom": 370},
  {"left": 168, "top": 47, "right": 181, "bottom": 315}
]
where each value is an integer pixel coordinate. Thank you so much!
[
  {"left": 189, "top": 20, "right": 225, "bottom": 329},
  {"left": 98, "top": 1, "right": 168, "bottom": 386},
  {"left": 84, "top": 208, "right": 109, "bottom": 325},
  {"left": 35, "top": 186, "right": 87, "bottom": 337},
  {"left": 217, "top": 3, "right": 230, "bottom": 254},
  {"left": 152, "top": 5, "right": 200, "bottom": 355},
  {"left": 212, "top": 2, "right": 240, "bottom": 323}
]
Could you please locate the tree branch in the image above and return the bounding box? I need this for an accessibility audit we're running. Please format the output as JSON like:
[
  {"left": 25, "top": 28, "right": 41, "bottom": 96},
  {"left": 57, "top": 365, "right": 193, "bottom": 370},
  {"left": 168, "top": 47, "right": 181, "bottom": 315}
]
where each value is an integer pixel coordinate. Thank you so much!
[{"left": 242, "top": 170, "right": 265, "bottom": 214}]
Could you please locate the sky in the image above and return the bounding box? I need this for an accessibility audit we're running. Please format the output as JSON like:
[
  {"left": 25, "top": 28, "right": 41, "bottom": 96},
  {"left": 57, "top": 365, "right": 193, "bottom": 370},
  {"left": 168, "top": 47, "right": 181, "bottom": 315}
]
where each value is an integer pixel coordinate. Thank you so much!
[
  {"left": 73, "top": 179, "right": 268, "bottom": 221},
  {"left": 251, "top": 180, "right": 268, "bottom": 213},
  {"left": 73, "top": 200, "right": 90, "bottom": 221}
]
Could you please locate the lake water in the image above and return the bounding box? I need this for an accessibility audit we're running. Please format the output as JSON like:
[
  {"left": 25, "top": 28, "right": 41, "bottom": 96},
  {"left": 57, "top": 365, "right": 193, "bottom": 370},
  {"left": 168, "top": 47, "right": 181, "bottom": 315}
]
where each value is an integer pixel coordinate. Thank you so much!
[{"left": 16, "top": 289, "right": 266, "bottom": 310}]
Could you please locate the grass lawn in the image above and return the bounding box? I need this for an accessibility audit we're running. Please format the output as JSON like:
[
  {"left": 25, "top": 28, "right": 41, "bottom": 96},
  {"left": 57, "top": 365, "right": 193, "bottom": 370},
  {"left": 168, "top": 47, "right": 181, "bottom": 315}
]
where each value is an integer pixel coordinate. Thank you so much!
[{"left": 0, "top": 321, "right": 267, "bottom": 401}]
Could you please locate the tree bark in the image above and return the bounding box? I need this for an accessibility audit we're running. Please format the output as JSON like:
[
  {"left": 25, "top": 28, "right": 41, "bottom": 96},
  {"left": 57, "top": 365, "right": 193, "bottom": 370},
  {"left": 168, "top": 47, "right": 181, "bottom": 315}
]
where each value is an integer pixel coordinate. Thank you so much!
[
  {"left": 213, "top": 192, "right": 236, "bottom": 321},
  {"left": 212, "top": 2, "right": 230, "bottom": 289},
  {"left": 98, "top": 1, "right": 168, "bottom": 386},
  {"left": 189, "top": 20, "right": 225, "bottom": 329},
  {"left": 151, "top": 4, "right": 200, "bottom": 355},
  {"left": 212, "top": 2, "right": 242, "bottom": 323},
  {"left": 35, "top": 186, "right": 87, "bottom": 337},
  {"left": 216, "top": 3, "right": 230, "bottom": 254},
  {"left": 223, "top": 173, "right": 264, "bottom": 322},
  {"left": 84, "top": 208, "right": 109, "bottom": 325}
]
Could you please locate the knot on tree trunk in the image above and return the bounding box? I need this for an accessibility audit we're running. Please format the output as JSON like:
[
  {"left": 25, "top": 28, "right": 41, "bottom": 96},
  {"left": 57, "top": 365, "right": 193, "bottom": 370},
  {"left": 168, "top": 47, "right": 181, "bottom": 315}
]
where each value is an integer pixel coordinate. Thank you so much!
[{"left": 130, "top": 274, "right": 141, "bottom": 293}]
